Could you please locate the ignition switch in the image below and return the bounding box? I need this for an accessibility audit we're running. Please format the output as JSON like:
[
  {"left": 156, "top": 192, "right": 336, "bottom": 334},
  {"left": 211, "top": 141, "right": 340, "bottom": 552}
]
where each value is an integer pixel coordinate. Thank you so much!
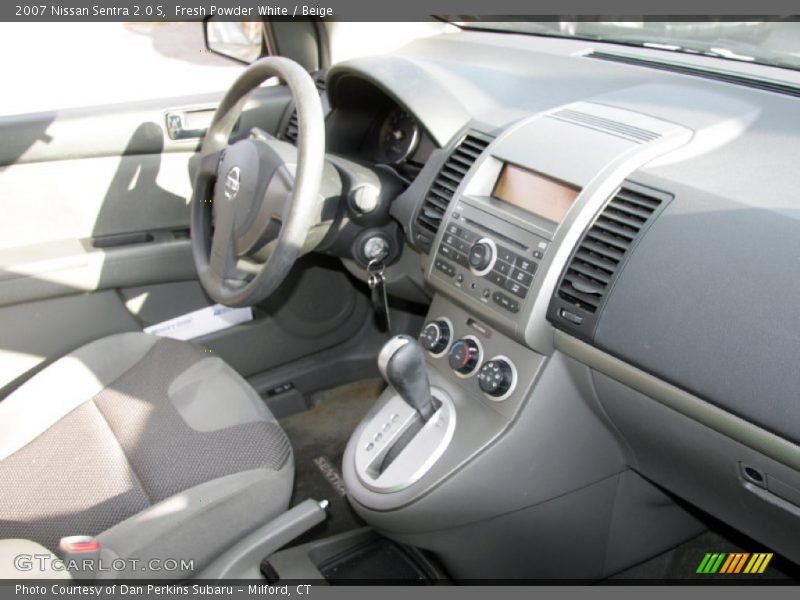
[{"left": 363, "top": 235, "right": 390, "bottom": 262}]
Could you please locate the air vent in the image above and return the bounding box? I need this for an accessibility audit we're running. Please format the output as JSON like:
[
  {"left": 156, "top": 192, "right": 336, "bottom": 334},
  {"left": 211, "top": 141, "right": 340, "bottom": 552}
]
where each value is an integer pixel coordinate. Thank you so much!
[
  {"left": 282, "top": 76, "right": 326, "bottom": 144},
  {"left": 548, "top": 108, "right": 661, "bottom": 144},
  {"left": 547, "top": 181, "right": 672, "bottom": 340},
  {"left": 283, "top": 110, "right": 299, "bottom": 144},
  {"left": 588, "top": 50, "right": 800, "bottom": 99},
  {"left": 414, "top": 132, "right": 492, "bottom": 252}
]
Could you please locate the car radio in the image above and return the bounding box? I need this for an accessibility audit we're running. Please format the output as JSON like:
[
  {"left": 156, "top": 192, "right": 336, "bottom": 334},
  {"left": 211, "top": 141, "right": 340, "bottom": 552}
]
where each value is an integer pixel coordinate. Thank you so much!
[{"left": 432, "top": 200, "right": 551, "bottom": 318}]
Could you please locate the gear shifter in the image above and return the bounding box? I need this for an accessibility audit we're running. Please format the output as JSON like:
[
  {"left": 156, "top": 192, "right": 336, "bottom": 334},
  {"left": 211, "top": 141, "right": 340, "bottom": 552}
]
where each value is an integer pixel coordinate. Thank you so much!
[{"left": 378, "top": 335, "right": 436, "bottom": 422}]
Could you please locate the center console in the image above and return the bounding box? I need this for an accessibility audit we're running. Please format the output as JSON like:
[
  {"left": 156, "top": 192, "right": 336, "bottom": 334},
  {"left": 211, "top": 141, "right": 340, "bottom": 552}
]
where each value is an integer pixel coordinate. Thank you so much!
[{"left": 343, "top": 101, "right": 702, "bottom": 579}]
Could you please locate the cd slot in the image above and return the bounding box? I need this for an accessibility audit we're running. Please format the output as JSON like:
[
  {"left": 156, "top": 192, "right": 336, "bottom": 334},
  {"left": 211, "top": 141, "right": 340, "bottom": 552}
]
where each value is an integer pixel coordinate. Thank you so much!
[{"left": 462, "top": 218, "right": 527, "bottom": 251}]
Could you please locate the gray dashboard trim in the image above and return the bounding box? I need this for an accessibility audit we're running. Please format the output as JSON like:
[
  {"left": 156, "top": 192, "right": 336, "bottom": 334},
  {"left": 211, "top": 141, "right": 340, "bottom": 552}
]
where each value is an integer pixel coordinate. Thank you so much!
[{"left": 554, "top": 330, "right": 800, "bottom": 472}]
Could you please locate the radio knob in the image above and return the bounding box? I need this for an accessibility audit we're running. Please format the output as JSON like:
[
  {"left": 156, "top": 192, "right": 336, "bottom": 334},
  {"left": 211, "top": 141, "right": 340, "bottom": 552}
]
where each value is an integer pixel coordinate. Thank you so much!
[
  {"left": 478, "top": 359, "right": 515, "bottom": 398},
  {"left": 448, "top": 337, "right": 481, "bottom": 375},
  {"left": 468, "top": 239, "right": 495, "bottom": 273},
  {"left": 420, "top": 320, "right": 451, "bottom": 354}
]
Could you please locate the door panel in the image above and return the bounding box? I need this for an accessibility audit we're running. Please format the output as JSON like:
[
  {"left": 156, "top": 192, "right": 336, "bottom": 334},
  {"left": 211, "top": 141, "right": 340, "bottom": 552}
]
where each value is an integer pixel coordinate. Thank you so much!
[
  {"left": 0, "top": 151, "right": 191, "bottom": 248},
  {"left": 0, "top": 87, "right": 291, "bottom": 252},
  {"left": 0, "top": 88, "right": 291, "bottom": 167},
  {"left": 0, "top": 231, "right": 193, "bottom": 307},
  {"left": 0, "top": 84, "right": 354, "bottom": 396}
]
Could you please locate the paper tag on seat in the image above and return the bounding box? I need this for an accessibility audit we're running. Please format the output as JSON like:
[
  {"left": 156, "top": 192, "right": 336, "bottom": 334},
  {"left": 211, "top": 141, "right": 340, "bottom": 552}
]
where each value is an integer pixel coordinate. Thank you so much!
[{"left": 143, "top": 304, "right": 253, "bottom": 341}]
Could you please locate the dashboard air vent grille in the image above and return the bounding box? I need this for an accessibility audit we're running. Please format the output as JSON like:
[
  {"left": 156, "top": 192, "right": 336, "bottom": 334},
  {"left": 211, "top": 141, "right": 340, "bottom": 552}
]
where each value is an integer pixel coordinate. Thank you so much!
[
  {"left": 548, "top": 108, "right": 661, "bottom": 143},
  {"left": 414, "top": 132, "right": 492, "bottom": 252},
  {"left": 284, "top": 110, "right": 299, "bottom": 144},
  {"left": 282, "top": 75, "right": 326, "bottom": 144},
  {"left": 547, "top": 182, "right": 672, "bottom": 341}
]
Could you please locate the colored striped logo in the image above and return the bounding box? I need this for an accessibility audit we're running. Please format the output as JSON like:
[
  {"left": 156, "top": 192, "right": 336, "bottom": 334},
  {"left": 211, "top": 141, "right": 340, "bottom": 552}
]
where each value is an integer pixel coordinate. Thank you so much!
[{"left": 696, "top": 552, "right": 773, "bottom": 574}]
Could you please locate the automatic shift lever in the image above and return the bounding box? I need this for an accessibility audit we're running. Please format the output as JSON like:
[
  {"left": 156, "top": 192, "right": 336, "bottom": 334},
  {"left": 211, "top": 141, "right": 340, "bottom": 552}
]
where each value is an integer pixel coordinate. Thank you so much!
[{"left": 378, "top": 335, "right": 436, "bottom": 422}]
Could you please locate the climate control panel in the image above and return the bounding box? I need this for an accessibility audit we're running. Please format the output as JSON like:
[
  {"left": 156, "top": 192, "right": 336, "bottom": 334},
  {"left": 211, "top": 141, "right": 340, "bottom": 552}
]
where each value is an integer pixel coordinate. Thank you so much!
[{"left": 420, "top": 318, "right": 519, "bottom": 402}]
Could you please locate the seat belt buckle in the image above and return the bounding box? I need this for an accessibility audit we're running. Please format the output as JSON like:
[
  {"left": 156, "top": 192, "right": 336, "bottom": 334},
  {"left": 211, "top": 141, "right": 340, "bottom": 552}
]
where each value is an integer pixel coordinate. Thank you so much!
[{"left": 58, "top": 535, "right": 101, "bottom": 580}]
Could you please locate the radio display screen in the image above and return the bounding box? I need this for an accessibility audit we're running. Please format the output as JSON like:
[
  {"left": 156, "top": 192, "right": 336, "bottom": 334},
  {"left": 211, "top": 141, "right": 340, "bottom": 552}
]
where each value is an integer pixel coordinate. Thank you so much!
[{"left": 492, "top": 164, "right": 580, "bottom": 225}]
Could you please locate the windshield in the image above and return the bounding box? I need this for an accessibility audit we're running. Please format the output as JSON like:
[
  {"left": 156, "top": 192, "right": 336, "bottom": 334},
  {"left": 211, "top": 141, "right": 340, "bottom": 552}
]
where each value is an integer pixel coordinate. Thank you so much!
[{"left": 448, "top": 21, "right": 800, "bottom": 72}]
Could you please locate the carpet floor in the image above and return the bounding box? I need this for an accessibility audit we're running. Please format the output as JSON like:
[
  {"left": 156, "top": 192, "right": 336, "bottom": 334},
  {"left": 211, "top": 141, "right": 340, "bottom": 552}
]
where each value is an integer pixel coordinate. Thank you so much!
[{"left": 280, "top": 378, "right": 385, "bottom": 545}]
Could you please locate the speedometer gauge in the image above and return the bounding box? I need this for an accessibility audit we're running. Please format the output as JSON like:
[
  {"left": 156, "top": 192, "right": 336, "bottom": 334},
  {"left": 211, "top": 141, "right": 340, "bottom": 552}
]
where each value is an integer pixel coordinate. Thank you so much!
[{"left": 376, "top": 108, "right": 420, "bottom": 165}]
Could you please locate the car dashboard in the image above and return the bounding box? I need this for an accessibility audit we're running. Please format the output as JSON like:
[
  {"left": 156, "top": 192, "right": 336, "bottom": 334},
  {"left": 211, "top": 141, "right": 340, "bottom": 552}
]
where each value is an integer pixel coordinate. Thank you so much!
[{"left": 284, "top": 29, "right": 800, "bottom": 574}]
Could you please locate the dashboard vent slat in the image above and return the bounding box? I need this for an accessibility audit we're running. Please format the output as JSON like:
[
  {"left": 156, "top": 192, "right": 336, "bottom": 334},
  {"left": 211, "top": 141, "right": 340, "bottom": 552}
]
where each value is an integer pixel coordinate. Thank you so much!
[
  {"left": 284, "top": 110, "right": 299, "bottom": 144},
  {"left": 413, "top": 131, "right": 493, "bottom": 252},
  {"left": 574, "top": 249, "right": 619, "bottom": 273},
  {"left": 607, "top": 199, "right": 653, "bottom": 220},
  {"left": 547, "top": 182, "right": 673, "bottom": 341},
  {"left": 449, "top": 154, "right": 477, "bottom": 169},
  {"left": 282, "top": 74, "right": 327, "bottom": 145},
  {"left": 593, "top": 219, "right": 638, "bottom": 241}
]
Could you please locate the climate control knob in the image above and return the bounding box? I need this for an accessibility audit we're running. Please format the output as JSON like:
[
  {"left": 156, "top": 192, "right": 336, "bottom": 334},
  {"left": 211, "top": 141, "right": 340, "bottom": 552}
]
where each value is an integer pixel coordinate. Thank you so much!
[
  {"left": 448, "top": 337, "right": 481, "bottom": 375},
  {"left": 420, "top": 320, "right": 451, "bottom": 354},
  {"left": 478, "top": 358, "right": 515, "bottom": 399}
]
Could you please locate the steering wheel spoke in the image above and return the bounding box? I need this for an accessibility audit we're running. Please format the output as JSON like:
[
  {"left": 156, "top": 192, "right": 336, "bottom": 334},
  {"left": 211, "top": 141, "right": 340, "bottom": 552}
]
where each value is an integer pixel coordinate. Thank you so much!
[
  {"left": 198, "top": 149, "right": 224, "bottom": 179},
  {"left": 209, "top": 221, "right": 239, "bottom": 282}
]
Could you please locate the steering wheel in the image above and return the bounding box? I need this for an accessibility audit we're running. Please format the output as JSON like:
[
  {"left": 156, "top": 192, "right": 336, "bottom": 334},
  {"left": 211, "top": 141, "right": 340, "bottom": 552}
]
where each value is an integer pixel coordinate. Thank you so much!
[{"left": 190, "top": 57, "right": 325, "bottom": 307}]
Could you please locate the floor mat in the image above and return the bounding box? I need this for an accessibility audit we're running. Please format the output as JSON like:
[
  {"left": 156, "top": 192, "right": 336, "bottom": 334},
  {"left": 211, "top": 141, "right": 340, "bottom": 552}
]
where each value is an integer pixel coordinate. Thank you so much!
[
  {"left": 280, "top": 378, "right": 385, "bottom": 545},
  {"left": 613, "top": 525, "right": 800, "bottom": 581}
]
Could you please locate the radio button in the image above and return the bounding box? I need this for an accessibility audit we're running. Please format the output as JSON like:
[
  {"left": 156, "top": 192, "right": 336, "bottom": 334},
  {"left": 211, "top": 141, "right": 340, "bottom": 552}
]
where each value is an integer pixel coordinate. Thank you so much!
[
  {"left": 486, "top": 271, "right": 506, "bottom": 287},
  {"left": 505, "top": 279, "right": 528, "bottom": 299},
  {"left": 509, "top": 268, "right": 533, "bottom": 287},
  {"left": 494, "top": 261, "right": 512, "bottom": 276},
  {"left": 468, "top": 240, "right": 495, "bottom": 274},
  {"left": 469, "top": 243, "right": 492, "bottom": 269},
  {"left": 515, "top": 257, "right": 537, "bottom": 274},
  {"left": 492, "top": 291, "right": 520, "bottom": 313},
  {"left": 459, "top": 228, "right": 479, "bottom": 244},
  {"left": 453, "top": 239, "right": 471, "bottom": 254},
  {"left": 452, "top": 251, "right": 469, "bottom": 268},
  {"left": 496, "top": 246, "right": 517, "bottom": 264},
  {"left": 434, "top": 259, "right": 455, "bottom": 277}
]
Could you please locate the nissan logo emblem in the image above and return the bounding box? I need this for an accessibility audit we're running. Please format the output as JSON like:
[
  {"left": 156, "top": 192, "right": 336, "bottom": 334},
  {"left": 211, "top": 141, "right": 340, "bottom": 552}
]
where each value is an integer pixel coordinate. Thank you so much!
[{"left": 223, "top": 166, "right": 241, "bottom": 200}]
